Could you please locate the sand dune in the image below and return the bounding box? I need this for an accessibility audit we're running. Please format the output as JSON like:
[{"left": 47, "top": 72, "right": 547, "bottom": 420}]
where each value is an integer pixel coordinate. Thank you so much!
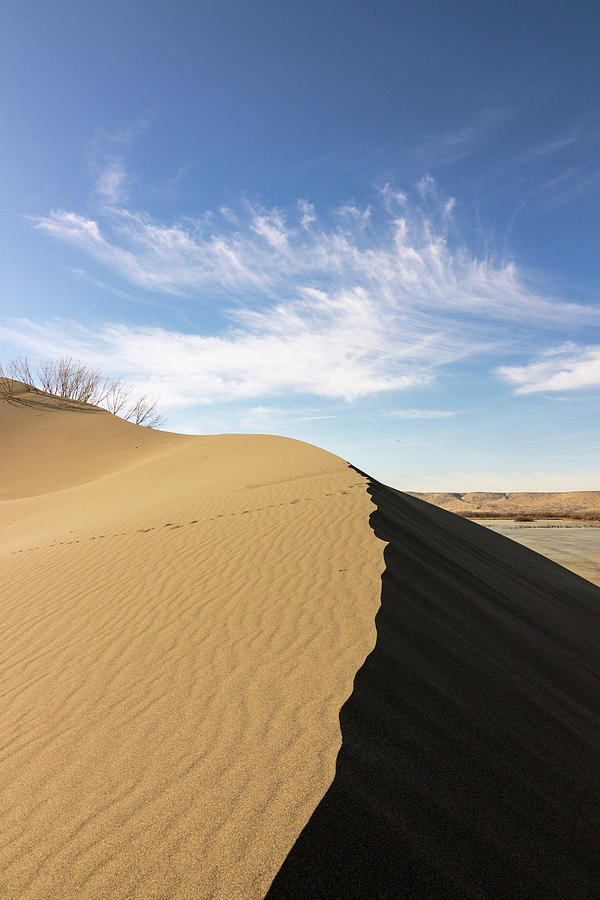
[
  {"left": 268, "top": 480, "right": 600, "bottom": 897},
  {"left": 2, "top": 383, "right": 600, "bottom": 898},
  {"left": 0, "top": 385, "right": 384, "bottom": 898}
]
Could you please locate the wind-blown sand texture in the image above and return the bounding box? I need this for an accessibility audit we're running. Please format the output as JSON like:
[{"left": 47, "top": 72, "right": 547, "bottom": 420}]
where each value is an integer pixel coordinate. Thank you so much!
[
  {"left": 2, "top": 382, "right": 600, "bottom": 898},
  {"left": 0, "top": 384, "right": 384, "bottom": 898}
]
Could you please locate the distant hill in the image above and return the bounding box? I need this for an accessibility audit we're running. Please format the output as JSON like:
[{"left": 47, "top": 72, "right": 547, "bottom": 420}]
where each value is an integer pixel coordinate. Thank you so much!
[{"left": 410, "top": 490, "right": 600, "bottom": 519}]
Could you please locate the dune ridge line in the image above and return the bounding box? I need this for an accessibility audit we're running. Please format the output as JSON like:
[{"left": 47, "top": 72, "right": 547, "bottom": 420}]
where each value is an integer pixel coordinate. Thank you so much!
[
  {"left": 3, "top": 383, "right": 600, "bottom": 898},
  {"left": 267, "top": 470, "right": 600, "bottom": 898},
  {"left": 0, "top": 384, "right": 385, "bottom": 898}
]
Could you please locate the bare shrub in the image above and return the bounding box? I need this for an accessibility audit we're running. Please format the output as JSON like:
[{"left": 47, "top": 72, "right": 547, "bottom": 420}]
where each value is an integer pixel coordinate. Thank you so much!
[
  {"left": 96, "top": 379, "right": 165, "bottom": 427},
  {"left": 102, "top": 379, "right": 130, "bottom": 416},
  {"left": 514, "top": 515, "right": 534, "bottom": 522},
  {"left": 0, "top": 363, "right": 14, "bottom": 399},
  {"left": 7, "top": 357, "right": 37, "bottom": 391},
  {"left": 38, "top": 357, "right": 105, "bottom": 404},
  {"left": 1, "top": 355, "right": 165, "bottom": 428},
  {"left": 573, "top": 511, "right": 600, "bottom": 522},
  {"left": 0, "top": 357, "right": 39, "bottom": 398},
  {"left": 37, "top": 358, "right": 55, "bottom": 394},
  {"left": 124, "top": 395, "right": 165, "bottom": 428}
]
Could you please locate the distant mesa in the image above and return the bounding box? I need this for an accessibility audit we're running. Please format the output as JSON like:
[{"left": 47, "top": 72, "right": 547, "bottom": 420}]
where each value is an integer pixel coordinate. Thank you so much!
[{"left": 411, "top": 489, "right": 600, "bottom": 521}]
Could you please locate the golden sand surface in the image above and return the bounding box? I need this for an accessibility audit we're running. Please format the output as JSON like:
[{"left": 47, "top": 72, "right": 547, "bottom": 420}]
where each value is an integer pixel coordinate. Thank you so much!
[{"left": 0, "top": 385, "right": 384, "bottom": 899}]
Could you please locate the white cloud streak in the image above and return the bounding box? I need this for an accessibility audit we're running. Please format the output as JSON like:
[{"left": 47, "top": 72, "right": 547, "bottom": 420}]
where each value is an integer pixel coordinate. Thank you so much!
[
  {"left": 31, "top": 188, "right": 593, "bottom": 325},
  {"left": 16, "top": 180, "right": 598, "bottom": 409},
  {"left": 416, "top": 107, "right": 512, "bottom": 169},
  {"left": 386, "top": 409, "right": 457, "bottom": 419},
  {"left": 0, "top": 309, "right": 435, "bottom": 406},
  {"left": 499, "top": 344, "right": 600, "bottom": 393},
  {"left": 95, "top": 161, "right": 128, "bottom": 204},
  {"left": 237, "top": 405, "right": 337, "bottom": 428}
]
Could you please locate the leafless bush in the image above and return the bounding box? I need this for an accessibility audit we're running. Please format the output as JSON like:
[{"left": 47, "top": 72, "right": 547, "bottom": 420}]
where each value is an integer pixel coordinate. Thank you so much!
[
  {"left": 37, "top": 357, "right": 105, "bottom": 404},
  {"left": 37, "top": 358, "right": 55, "bottom": 394},
  {"left": 14, "top": 357, "right": 37, "bottom": 389},
  {"left": 0, "top": 357, "right": 39, "bottom": 397},
  {"left": 0, "top": 355, "right": 165, "bottom": 428},
  {"left": 0, "top": 363, "right": 13, "bottom": 399},
  {"left": 124, "top": 395, "right": 165, "bottom": 428},
  {"left": 101, "top": 379, "right": 130, "bottom": 416},
  {"left": 572, "top": 511, "right": 600, "bottom": 522},
  {"left": 462, "top": 508, "right": 600, "bottom": 522}
]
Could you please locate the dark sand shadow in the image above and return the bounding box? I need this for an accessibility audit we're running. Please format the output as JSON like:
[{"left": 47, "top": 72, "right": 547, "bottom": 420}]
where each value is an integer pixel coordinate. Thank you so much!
[{"left": 266, "top": 472, "right": 600, "bottom": 898}]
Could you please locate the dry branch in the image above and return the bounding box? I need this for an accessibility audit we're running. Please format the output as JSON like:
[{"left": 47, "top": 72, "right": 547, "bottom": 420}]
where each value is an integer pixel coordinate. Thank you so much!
[{"left": 1, "top": 356, "right": 165, "bottom": 428}]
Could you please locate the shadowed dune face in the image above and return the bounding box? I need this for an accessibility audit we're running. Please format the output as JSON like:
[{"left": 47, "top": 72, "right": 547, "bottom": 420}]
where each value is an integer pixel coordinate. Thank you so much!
[
  {"left": 267, "top": 476, "right": 600, "bottom": 898},
  {"left": 473, "top": 519, "right": 600, "bottom": 587},
  {"left": 0, "top": 392, "right": 385, "bottom": 898}
]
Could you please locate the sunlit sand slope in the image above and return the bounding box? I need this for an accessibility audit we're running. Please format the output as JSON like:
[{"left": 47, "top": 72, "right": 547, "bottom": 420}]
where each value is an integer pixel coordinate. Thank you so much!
[
  {"left": 0, "top": 383, "right": 180, "bottom": 501},
  {"left": 0, "top": 386, "right": 384, "bottom": 899},
  {"left": 267, "top": 479, "right": 600, "bottom": 898}
]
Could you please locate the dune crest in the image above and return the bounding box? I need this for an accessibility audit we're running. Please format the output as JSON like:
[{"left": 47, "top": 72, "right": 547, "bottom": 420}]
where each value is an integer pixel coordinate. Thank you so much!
[
  {"left": 268, "top": 478, "right": 600, "bottom": 897},
  {"left": 3, "top": 385, "right": 600, "bottom": 898},
  {"left": 0, "top": 388, "right": 384, "bottom": 898}
]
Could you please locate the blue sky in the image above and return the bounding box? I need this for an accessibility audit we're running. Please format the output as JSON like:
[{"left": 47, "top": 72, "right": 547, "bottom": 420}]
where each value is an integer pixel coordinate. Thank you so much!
[{"left": 1, "top": 0, "right": 599, "bottom": 490}]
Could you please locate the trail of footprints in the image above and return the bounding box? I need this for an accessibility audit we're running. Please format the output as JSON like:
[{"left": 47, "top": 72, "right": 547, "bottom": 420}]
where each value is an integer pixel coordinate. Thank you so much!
[{"left": 10, "top": 483, "right": 362, "bottom": 555}]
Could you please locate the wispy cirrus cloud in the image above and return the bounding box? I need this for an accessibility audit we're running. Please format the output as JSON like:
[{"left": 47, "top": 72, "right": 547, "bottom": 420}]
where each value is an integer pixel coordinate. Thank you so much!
[
  {"left": 499, "top": 117, "right": 600, "bottom": 214},
  {"left": 94, "top": 160, "right": 128, "bottom": 204},
  {"left": 386, "top": 409, "right": 457, "bottom": 419},
  {"left": 510, "top": 118, "right": 588, "bottom": 168},
  {"left": 15, "top": 179, "right": 598, "bottom": 409},
  {"left": 31, "top": 186, "right": 592, "bottom": 325},
  {"left": 532, "top": 169, "right": 600, "bottom": 212},
  {"left": 238, "top": 405, "right": 338, "bottom": 428},
  {"left": 416, "top": 107, "right": 512, "bottom": 169},
  {"left": 88, "top": 115, "right": 154, "bottom": 207},
  {"left": 499, "top": 344, "right": 600, "bottom": 393}
]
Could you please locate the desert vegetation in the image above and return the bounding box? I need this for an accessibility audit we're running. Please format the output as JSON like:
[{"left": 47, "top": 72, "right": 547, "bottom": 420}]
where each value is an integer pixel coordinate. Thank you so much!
[
  {"left": 460, "top": 511, "right": 600, "bottom": 522},
  {"left": 0, "top": 356, "right": 165, "bottom": 428}
]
